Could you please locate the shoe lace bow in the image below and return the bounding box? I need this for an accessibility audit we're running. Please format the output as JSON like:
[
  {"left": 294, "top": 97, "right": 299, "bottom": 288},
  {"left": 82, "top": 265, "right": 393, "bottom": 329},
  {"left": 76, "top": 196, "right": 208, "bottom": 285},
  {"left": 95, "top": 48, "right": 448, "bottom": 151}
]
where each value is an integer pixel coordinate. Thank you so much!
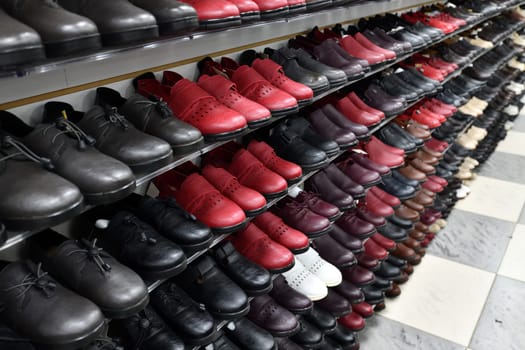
[
  {"left": 0, "top": 136, "right": 54, "bottom": 170},
  {"left": 66, "top": 239, "right": 112, "bottom": 275}
]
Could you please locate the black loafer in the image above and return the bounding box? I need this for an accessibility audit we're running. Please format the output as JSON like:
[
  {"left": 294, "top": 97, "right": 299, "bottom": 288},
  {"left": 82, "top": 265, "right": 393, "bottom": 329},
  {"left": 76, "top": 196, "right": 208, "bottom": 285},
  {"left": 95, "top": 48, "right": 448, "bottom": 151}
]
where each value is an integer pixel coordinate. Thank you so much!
[
  {"left": 378, "top": 175, "right": 417, "bottom": 200},
  {"left": 329, "top": 324, "right": 359, "bottom": 350},
  {"left": 212, "top": 241, "right": 272, "bottom": 296},
  {"left": 290, "top": 319, "right": 323, "bottom": 348},
  {"left": 285, "top": 117, "right": 340, "bottom": 157},
  {"left": 378, "top": 221, "right": 409, "bottom": 242},
  {"left": 225, "top": 318, "right": 276, "bottom": 350},
  {"left": 150, "top": 281, "right": 217, "bottom": 346},
  {"left": 99, "top": 211, "right": 187, "bottom": 280},
  {"left": 176, "top": 256, "right": 249, "bottom": 319},
  {"left": 304, "top": 305, "right": 337, "bottom": 334},
  {"left": 122, "top": 306, "right": 185, "bottom": 350}
]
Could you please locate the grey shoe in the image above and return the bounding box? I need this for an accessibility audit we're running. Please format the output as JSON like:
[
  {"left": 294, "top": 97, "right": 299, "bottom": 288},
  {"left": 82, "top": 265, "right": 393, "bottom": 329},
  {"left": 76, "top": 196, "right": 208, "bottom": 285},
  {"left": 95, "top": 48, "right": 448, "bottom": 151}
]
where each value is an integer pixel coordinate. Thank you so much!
[
  {"left": 58, "top": 0, "right": 158, "bottom": 45},
  {"left": 44, "top": 101, "right": 173, "bottom": 169},
  {"left": 0, "top": 8, "right": 45, "bottom": 65},
  {"left": 0, "top": 222, "right": 6, "bottom": 247},
  {"left": 130, "top": 0, "right": 198, "bottom": 35},
  {"left": 0, "top": 117, "right": 85, "bottom": 230},
  {"left": 0, "top": 110, "right": 135, "bottom": 205},
  {"left": 0, "top": 261, "right": 106, "bottom": 349},
  {"left": 2, "top": 0, "right": 101, "bottom": 57},
  {"left": 96, "top": 87, "right": 204, "bottom": 155}
]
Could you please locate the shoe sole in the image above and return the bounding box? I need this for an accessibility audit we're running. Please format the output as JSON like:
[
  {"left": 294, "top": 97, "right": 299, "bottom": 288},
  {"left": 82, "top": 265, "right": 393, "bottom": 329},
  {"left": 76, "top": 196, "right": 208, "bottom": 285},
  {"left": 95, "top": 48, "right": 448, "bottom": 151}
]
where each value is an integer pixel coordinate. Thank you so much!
[
  {"left": 306, "top": 0, "right": 333, "bottom": 11},
  {"left": 45, "top": 35, "right": 101, "bottom": 57},
  {"left": 300, "top": 158, "right": 331, "bottom": 172},
  {"left": 101, "top": 292, "right": 150, "bottom": 320},
  {"left": 339, "top": 202, "right": 357, "bottom": 212},
  {"left": 286, "top": 305, "right": 314, "bottom": 315},
  {"left": 0, "top": 46, "right": 46, "bottom": 67},
  {"left": 298, "top": 98, "right": 314, "bottom": 107},
  {"left": 128, "top": 150, "right": 174, "bottom": 170},
  {"left": 305, "top": 225, "right": 333, "bottom": 239},
  {"left": 361, "top": 177, "right": 383, "bottom": 189},
  {"left": 1, "top": 196, "right": 84, "bottom": 231},
  {"left": 270, "top": 105, "right": 299, "bottom": 117},
  {"left": 245, "top": 205, "right": 268, "bottom": 217},
  {"left": 248, "top": 116, "right": 273, "bottom": 128},
  {"left": 287, "top": 175, "right": 303, "bottom": 186},
  {"left": 171, "top": 136, "right": 205, "bottom": 156},
  {"left": 101, "top": 26, "right": 159, "bottom": 46},
  {"left": 329, "top": 77, "right": 349, "bottom": 88},
  {"left": 199, "top": 16, "right": 242, "bottom": 30},
  {"left": 263, "top": 188, "right": 289, "bottom": 200},
  {"left": 336, "top": 260, "right": 357, "bottom": 269},
  {"left": 178, "top": 234, "right": 214, "bottom": 254},
  {"left": 268, "top": 321, "right": 301, "bottom": 337},
  {"left": 158, "top": 17, "right": 199, "bottom": 35},
  {"left": 268, "top": 259, "right": 295, "bottom": 274},
  {"left": 211, "top": 219, "right": 248, "bottom": 234},
  {"left": 203, "top": 126, "right": 248, "bottom": 142},
  {"left": 83, "top": 180, "right": 137, "bottom": 205},
  {"left": 180, "top": 329, "right": 221, "bottom": 346},
  {"left": 260, "top": 7, "right": 289, "bottom": 19},
  {"left": 137, "top": 258, "right": 188, "bottom": 280},
  {"left": 290, "top": 245, "right": 310, "bottom": 254},
  {"left": 208, "top": 303, "right": 250, "bottom": 320},
  {"left": 34, "top": 319, "right": 105, "bottom": 350},
  {"left": 287, "top": 4, "right": 307, "bottom": 15},
  {"left": 328, "top": 211, "right": 344, "bottom": 222},
  {"left": 244, "top": 282, "right": 274, "bottom": 296},
  {"left": 239, "top": 12, "right": 261, "bottom": 22}
]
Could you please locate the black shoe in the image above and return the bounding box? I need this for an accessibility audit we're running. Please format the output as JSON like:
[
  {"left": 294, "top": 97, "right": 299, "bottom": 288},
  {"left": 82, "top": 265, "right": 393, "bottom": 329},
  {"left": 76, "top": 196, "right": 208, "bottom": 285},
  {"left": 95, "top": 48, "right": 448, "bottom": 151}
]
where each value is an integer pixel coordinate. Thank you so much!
[
  {"left": 329, "top": 324, "right": 359, "bottom": 350},
  {"left": 392, "top": 170, "right": 420, "bottom": 188},
  {"left": 225, "top": 318, "right": 276, "bottom": 350},
  {"left": 361, "top": 285, "right": 385, "bottom": 305},
  {"left": 99, "top": 211, "right": 187, "bottom": 280},
  {"left": 315, "top": 288, "right": 352, "bottom": 317},
  {"left": 268, "top": 123, "right": 330, "bottom": 171},
  {"left": 375, "top": 125, "right": 417, "bottom": 153},
  {"left": 387, "top": 214, "right": 414, "bottom": 230},
  {"left": 291, "top": 319, "right": 323, "bottom": 348},
  {"left": 149, "top": 281, "right": 217, "bottom": 346},
  {"left": 386, "top": 255, "right": 408, "bottom": 269},
  {"left": 377, "top": 221, "right": 409, "bottom": 242},
  {"left": 274, "top": 337, "right": 303, "bottom": 350},
  {"left": 0, "top": 261, "right": 105, "bottom": 349},
  {"left": 0, "top": 322, "right": 36, "bottom": 350},
  {"left": 134, "top": 196, "right": 212, "bottom": 252},
  {"left": 375, "top": 261, "right": 402, "bottom": 281},
  {"left": 32, "top": 233, "right": 149, "bottom": 320},
  {"left": 122, "top": 306, "right": 185, "bottom": 350},
  {"left": 304, "top": 305, "right": 337, "bottom": 334},
  {"left": 379, "top": 175, "right": 417, "bottom": 200},
  {"left": 212, "top": 241, "right": 272, "bottom": 296},
  {"left": 176, "top": 256, "right": 249, "bottom": 319},
  {"left": 0, "top": 222, "right": 6, "bottom": 247},
  {"left": 285, "top": 117, "right": 340, "bottom": 156},
  {"left": 212, "top": 333, "right": 241, "bottom": 350}
]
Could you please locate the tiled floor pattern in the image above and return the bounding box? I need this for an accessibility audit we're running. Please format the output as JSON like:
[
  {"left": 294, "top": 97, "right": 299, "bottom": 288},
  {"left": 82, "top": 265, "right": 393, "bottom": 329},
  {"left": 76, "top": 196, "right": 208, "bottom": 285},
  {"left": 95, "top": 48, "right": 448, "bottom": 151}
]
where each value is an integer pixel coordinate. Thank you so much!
[{"left": 360, "top": 117, "right": 525, "bottom": 349}]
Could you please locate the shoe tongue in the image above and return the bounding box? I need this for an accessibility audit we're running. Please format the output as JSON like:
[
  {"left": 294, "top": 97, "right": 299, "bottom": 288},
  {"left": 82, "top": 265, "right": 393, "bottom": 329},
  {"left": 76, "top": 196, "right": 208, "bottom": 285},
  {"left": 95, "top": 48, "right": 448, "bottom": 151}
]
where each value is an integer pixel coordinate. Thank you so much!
[{"left": 43, "top": 101, "right": 82, "bottom": 124}]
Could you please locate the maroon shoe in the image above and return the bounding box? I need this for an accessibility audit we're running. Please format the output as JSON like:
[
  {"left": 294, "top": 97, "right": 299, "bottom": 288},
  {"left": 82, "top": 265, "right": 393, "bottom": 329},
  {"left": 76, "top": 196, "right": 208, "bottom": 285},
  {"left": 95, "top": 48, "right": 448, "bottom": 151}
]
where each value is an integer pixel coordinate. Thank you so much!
[
  {"left": 352, "top": 301, "right": 374, "bottom": 319},
  {"left": 342, "top": 265, "right": 376, "bottom": 287},
  {"left": 307, "top": 171, "right": 356, "bottom": 211},
  {"left": 337, "top": 160, "right": 382, "bottom": 189},
  {"left": 312, "top": 234, "right": 357, "bottom": 269},
  {"left": 365, "top": 190, "right": 395, "bottom": 218},
  {"left": 364, "top": 239, "right": 388, "bottom": 260},
  {"left": 330, "top": 225, "right": 364, "bottom": 253},
  {"left": 339, "top": 312, "right": 366, "bottom": 332},
  {"left": 336, "top": 211, "right": 377, "bottom": 240},
  {"left": 292, "top": 191, "right": 342, "bottom": 221},
  {"left": 356, "top": 252, "right": 380, "bottom": 271},
  {"left": 277, "top": 202, "right": 332, "bottom": 238},
  {"left": 370, "top": 233, "right": 396, "bottom": 251},
  {"left": 350, "top": 152, "right": 392, "bottom": 177},
  {"left": 316, "top": 289, "right": 352, "bottom": 317},
  {"left": 356, "top": 206, "right": 386, "bottom": 227},
  {"left": 334, "top": 280, "right": 365, "bottom": 304},
  {"left": 323, "top": 164, "right": 366, "bottom": 199},
  {"left": 270, "top": 275, "right": 313, "bottom": 314}
]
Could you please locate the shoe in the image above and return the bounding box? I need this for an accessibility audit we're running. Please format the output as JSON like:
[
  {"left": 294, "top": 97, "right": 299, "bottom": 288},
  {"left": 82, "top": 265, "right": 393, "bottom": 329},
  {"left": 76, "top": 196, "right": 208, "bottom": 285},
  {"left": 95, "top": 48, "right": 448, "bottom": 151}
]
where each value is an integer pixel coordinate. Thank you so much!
[
  {"left": 122, "top": 306, "right": 185, "bottom": 350},
  {"left": 247, "top": 140, "right": 303, "bottom": 184},
  {"left": 212, "top": 333, "right": 241, "bottom": 350},
  {"left": 197, "top": 74, "right": 272, "bottom": 128},
  {"left": 233, "top": 223, "right": 295, "bottom": 273},
  {"left": 44, "top": 102, "right": 172, "bottom": 169},
  {"left": 303, "top": 304, "right": 337, "bottom": 334},
  {"left": 0, "top": 261, "right": 105, "bottom": 349},
  {"left": 281, "top": 258, "right": 328, "bottom": 301},
  {"left": 135, "top": 196, "right": 212, "bottom": 251},
  {"left": 322, "top": 163, "right": 366, "bottom": 199},
  {"left": 212, "top": 241, "right": 272, "bottom": 296},
  {"left": 370, "top": 186, "right": 401, "bottom": 208},
  {"left": 284, "top": 117, "right": 340, "bottom": 157},
  {"left": 338, "top": 312, "right": 366, "bottom": 332},
  {"left": 337, "top": 159, "right": 382, "bottom": 188},
  {"left": 35, "top": 236, "right": 149, "bottom": 320},
  {"left": 364, "top": 190, "right": 395, "bottom": 217},
  {"left": 290, "top": 319, "right": 323, "bottom": 348},
  {"left": 130, "top": 0, "right": 199, "bottom": 34},
  {"left": 336, "top": 96, "right": 382, "bottom": 126},
  {"left": 308, "top": 171, "right": 356, "bottom": 211},
  {"left": 289, "top": 47, "right": 348, "bottom": 87},
  {"left": 269, "top": 275, "right": 313, "bottom": 314},
  {"left": 176, "top": 255, "right": 249, "bottom": 319},
  {"left": 0, "top": 8, "right": 45, "bottom": 65},
  {"left": 226, "top": 0, "right": 261, "bottom": 21},
  {"left": 296, "top": 248, "right": 342, "bottom": 287},
  {"left": 309, "top": 109, "right": 358, "bottom": 148},
  {"left": 379, "top": 175, "right": 416, "bottom": 200},
  {"left": 154, "top": 170, "right": 247, "bottom": 233},
  {"left": 248, "top": 295, "right": 300, "bottom": 337},
  {"left": 349, "top": 152, "right": 392, "bottom": 177},
  {"left": 253, "top": 212, "right": 309, "bottom": 253},
  {"left": 1, "top": 111, "right": 136, "bottom": 205},
  {"left": 58, "top": 0, "right": 158, "bottom": 44},
  {"left": 96, "top": 87, "right": 204, "bottom": 155},
  {"left": 100, "top": 211, "right": 187, "bottom": 279},
  {"left": 342, "top": 265, "right": 375, "bottom": 287},
  {"left": 312, "top": 234, "right": 357, "bottom": 269},
  {"left": 180, "top": 0, "right": 242, "bottom": 28},
  {"left": 316, "top": 289, "right": 352, "bottom": 317},
  {"left": 334, "top": 280, "right": 365, "bottom": 304},
  {"left": 291, "top": 191, "right": 342, "bottom": 221},
  {"left": 321, "top": 104, "right": 370, "bottom": 139},
  {"left": 365, "top": 136, "right": 405, "bottom": 168},
  {"left": 225, "top": 317, "right": 276, "bottom": 350},
  {"left": 275, "top": 337, "right": 303, "bottom": 350},
  {"left": 277, "top": 201, "right": 332, "bottom": 238},
  {"left": 336, "top": 211, "right": 377, "bottom": 240},
  {"left": 4, "top": 0, "right": 100, "bottom": 56},
  {"left": 251, "top": 0, "right": 289, "bottom": 18},
  {"left": 329, "top": 225, "right": 365, "bottom": 253},
  {"left": 329, "top": 324, "right": 359, "bottom": 350}
]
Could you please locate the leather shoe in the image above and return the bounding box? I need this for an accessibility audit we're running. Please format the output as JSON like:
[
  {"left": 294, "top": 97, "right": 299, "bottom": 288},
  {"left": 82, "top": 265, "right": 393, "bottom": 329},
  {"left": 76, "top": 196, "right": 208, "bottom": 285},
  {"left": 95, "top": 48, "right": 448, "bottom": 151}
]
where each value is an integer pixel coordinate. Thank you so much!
[
  {"left": 248, "top": 295, "right": 300, "bottom": 337},
  {"left": 270, "top": 275, "right": 313, "bottom": 314},
  {"left": 342, "top": 265, "right": 375, "bottom": 287},
  {"left": 291, "top": 191, "right": 342, "bottom": 221},
  {"left": 253, "top": 211, "right": 309, "bottom": 253},
  {"left": 334, "top": 280, "right": 365, "bottom": 304},
  {"left": 225, "top": 317, "right": 276, "bottom": 350},
  {"left": 247, "top": 140, "right": 303, "bottom": 184},
  {"left": 312, "top": 234, "right": 357, "bottom": 269},
  {"left": 277, "top": 201, "right": 333, "bottom": 238},
  {"left": 281, "top": 258, "right": 328, "bottom": 301},
  {"left": 291, "top": 319, "right": 323, "bottom": 348},
  {"left": 308, "top": 171, "right": 356, "bottom": 211},
  {"left": 316, "top": 289, "right": 352, "bottom": 317},
  {"left": 336, "top": 211, "right": 377, "bottom": 240},
  {"left": 338, "top": 312, "right": 365, "bottom": 332}
]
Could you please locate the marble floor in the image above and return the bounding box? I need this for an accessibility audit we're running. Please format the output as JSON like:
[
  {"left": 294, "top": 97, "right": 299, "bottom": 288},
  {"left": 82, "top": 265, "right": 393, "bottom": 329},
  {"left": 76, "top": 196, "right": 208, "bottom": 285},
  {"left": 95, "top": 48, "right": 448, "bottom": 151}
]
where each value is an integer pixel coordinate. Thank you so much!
[{"left": 359, "top": 119, "right": 525, "bottom": 349}]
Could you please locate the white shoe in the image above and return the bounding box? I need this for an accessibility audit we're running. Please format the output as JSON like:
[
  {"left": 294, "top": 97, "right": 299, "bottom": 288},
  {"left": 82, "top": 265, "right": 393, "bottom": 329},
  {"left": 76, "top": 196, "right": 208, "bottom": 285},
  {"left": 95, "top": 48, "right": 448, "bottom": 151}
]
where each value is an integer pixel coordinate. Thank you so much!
[
  {"left": 504, "top": 104, "right": 520, "bottom": 117},
  {"left": 508, "top": 58, "right": 525, "bottom": 71},
  {"left": 465, "top": 126, "right": 488, "bottom": 141},
  {"left": 457, "top": 134, "right": 478, "bottom": 150},
  {"left": 456, "top": 184, "right": 471, "bottom": 199},
  {"left": 464, "top": 157, "right": 479, "bottom": 167},
  {"left": 295, "top": 248, "right": 342, "bottom": 288},
  {"left": 436, "top": 218, "right": 447, "bottom": 228},
  {"left": 429, "top": 223, "right": 441, "bottom": 233},
  {"left": 281, "top": 258, "right": 328, "bottom": 301},
  {"left": 505, "top": 121, "right": 515, "bottom": 130},
  {"left": 455, "top": 169, "right": 473, "bottom": 180}
]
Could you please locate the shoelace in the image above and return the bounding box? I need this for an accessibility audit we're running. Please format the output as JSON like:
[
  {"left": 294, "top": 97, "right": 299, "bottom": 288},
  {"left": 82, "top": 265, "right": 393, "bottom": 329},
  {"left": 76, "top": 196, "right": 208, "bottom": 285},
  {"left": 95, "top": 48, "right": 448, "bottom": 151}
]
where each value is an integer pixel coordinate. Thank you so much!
[
  {"left": 98, "top": 107, "right": 129, "bottom": 130},
  {"left": 0, "top": 136, "right": 54, "bottom": 169},
  {"left": 0, "top": 263, "right": 56, "bottom": 312},
  {"left": 43, "top": 119, "right": 96, "bottom": 150},
  {"left": 66, "top": 239, "right": 112, "bottom": 275},
  {"left": 135, "top": 98, "right": 173, "bottom": 119},
  {"left": 123, "top": 216, "right": 157, "bottom": 245}
]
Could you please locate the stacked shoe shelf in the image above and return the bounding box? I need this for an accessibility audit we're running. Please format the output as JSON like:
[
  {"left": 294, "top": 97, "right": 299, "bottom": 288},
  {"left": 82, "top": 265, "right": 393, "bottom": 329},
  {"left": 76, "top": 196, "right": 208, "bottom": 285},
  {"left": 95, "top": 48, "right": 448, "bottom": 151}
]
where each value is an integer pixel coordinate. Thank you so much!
[{"left": 2, "top": 0, "right": 523, "bottom": 254}]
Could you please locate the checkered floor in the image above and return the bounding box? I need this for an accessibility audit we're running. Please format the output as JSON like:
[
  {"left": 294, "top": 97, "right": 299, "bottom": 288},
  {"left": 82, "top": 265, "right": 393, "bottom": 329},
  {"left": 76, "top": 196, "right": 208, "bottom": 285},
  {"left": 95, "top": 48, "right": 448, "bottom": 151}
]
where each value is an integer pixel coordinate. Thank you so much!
[{"left": 359, "top": 114, "right": 525, "bottom": 350}]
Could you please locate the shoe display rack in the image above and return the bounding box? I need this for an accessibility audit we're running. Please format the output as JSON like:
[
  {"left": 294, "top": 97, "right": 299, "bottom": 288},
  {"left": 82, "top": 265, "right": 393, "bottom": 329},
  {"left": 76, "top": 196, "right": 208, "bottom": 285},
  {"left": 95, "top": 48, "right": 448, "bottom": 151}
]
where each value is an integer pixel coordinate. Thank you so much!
[{"left": 1, "top": 0, "right": 525, "bottom": 349}]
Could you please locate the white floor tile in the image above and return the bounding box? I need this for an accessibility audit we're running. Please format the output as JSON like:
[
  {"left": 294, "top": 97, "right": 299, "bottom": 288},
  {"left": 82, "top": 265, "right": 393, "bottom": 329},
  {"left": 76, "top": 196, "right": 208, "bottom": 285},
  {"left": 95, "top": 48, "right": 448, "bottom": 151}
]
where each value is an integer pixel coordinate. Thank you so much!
[
  {"left": 455, "top": 176, "right": 525, "bottom": 222},
  {"left": 380, "top": 255, "right": 495, "bottom": 346},
  {"left": 498, "top": 224, "right": 525, "bottom": 282},
  {"left": 495, "top": 131, "right": 525, "bottom": 156}
]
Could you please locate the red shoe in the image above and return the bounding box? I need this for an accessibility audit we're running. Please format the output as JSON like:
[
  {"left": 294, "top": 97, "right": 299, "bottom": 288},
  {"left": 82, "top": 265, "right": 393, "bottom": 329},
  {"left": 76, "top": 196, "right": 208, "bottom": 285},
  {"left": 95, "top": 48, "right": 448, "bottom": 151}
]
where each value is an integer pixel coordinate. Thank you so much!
[
  {"left": 423, "top": 100, "right": 454, "bottom": 117},
  {"left": 221, "top": 58, "right": 298, "bottom": 116},
  {"left": 370, "top": 233, "right": 396, "bottom": 251},
  {"left": 365, "top": 137, "right": 405, "bottom": 168},
  {"left": 180, "top": 0, "right": 241, "bottom": 27},
  {"left": 352, "top": 301, "right": 374, "bottom": 319},
  {"left": 287, "top": 0, "right": 306, "bottom": 13},
  {"left": 161, "top": 71, "right": 247, "bottom": 140},
  {"left": 356, "top": 206, "right": 386, "bottom": 227},
  {"left": 347, "top": 91, "right": 385, "bottom": 120},
  {"left": 227, "top": 0, "right": 261, "bottom": 21},
  {"left": 365, "top": 190, "right": 395, "bottom": 218},
  {"left": 336, "top": 97, "right": 382, "bottom": 126},
  {"left": 428, "top": 175, "right": 448, "bottom": 187},
  {"left": 339, "top": 312, "right": 366, "bottom": 332},
  {"left": 410, "top": 109, "right": 442, "bottom": 129},
  {"left": 425, "top": 138, "right": 449, "bottom": 153},
  {"left": 251, "top": 58, "right": 313, "bottom": 105},
  {"left": 247, "top": 140, "right": 303, "bottom": 183},
  {"left": 370, "top": 186, "right": 401, "bottom": 208},
  {"left": 357, "top": 252, "right": 380, "bottom": 270},
  {"left": 251, "top": 0, "right": 289, "bottom": 17},
  {"left": 232, "top": 222, "right": 294, "bottom": 273},
  {"left": 155, "top": 170, "right": 246, "bottom": 232},
  {"left": 134, "top": 72, "right": 170, "bottom": 100},
  {"left": 201, "top": 165, "right": 267, "bottom": 217},
  {"left": 340, "top": 35, "right": 386, "bottom": 65},
  {"left": 422, "top": 179, "right": 444, "bottom": 193},
  {"left": 430, "top": 98, "right": 457, "bottom": 113},
  {"left": 253, "top": 212, "right": 309, "bottom": 253},
  {"left": 354, "top": 32, "right": 396, "bottom": 60},
  {"left": 229, "top": 149, "right": 288, "bottom": 198},
  {"left": 198, "top": 74, "right": 271, "bottom": 128},
  {"left": 364, "top": 236, "right": 389, "bottom": 260},
  {"left": 414, "top": 64, "right": 445, "bottom": 81}
]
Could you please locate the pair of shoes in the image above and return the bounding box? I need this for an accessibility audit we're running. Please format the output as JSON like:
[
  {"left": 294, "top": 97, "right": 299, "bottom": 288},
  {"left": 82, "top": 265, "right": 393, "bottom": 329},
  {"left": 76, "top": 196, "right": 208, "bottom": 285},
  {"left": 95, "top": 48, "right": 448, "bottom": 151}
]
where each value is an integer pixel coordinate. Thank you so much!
[{"left": 336, "top": 91, "right": 386, "bottom": 126}]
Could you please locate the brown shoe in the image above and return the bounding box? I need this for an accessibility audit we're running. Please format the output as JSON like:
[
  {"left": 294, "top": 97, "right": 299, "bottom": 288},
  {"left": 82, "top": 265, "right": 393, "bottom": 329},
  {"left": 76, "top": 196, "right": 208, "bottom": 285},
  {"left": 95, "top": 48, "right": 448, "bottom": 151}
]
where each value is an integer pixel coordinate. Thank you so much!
[
  {"left": 404, "top": 264, "right": 414, "bottom": 275},
  {"left": 413, "top": 190, "right": 435, "bottom": 207},
  {"left": 397, "top": 165, "right": 427, "bottom": 183},
  {"left": 415, "top": 222, "right": 429, "bottom": 232},
  {"left": 385, "top": 283, "right": 401, "bottom": 298},
  {"left": 410, "top": 158, "right": 436, "bottom": 175},
  {"left": 414, "top": 150, "right": 439, "bottom": 165},
  {"left": 395, "top": 205, "right": 420, "bottom": 222},
  {"left": 409, "top": 229, "right": 426, "bottom": 241},
  {"left": 404, "top": 199, "right": 425, "bottom": 213},
  {"left": 403, "top": 237, "right": 422, "bottom": 251}
]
